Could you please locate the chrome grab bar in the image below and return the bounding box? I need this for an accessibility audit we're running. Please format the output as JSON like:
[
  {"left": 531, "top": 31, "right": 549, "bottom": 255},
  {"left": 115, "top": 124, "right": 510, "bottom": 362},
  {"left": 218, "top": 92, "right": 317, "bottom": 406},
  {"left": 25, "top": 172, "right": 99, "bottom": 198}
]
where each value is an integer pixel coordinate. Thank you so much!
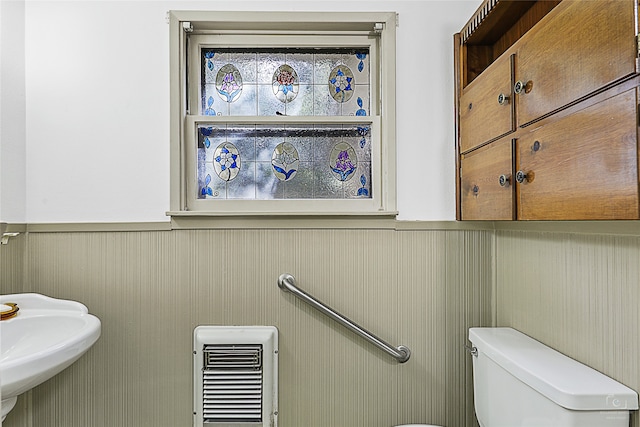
[{"left": 278, "top": 273, "right": 411, "bottom": 363}]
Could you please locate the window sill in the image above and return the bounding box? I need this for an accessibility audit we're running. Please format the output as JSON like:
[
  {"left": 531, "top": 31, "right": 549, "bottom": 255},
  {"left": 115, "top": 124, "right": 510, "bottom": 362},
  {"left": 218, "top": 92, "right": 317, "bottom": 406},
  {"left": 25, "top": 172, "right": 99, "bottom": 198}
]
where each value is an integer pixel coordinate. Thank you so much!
[
  {"left": 168, "top": 210, "right": 398, "bottom": 229},
  {"left": 166, "top": 210, "right": 397, "bottom": 217}
]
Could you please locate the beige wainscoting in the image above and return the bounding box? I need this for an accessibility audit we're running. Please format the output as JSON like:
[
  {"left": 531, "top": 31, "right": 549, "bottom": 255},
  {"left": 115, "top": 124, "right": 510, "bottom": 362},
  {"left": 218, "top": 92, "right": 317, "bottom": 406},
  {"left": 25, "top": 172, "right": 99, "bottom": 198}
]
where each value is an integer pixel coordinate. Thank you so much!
[
  {"left": 0, "top": 232, "right": 29, "bottom": 427},
  {"left": 0, "top": 231, "right": 24, "bottom": 294},
  {"left": 1, "top": 227, "right": 492, "bottom": 427},
  {"left": 496, "top": 230, "right": 640, "bottom": 427}
]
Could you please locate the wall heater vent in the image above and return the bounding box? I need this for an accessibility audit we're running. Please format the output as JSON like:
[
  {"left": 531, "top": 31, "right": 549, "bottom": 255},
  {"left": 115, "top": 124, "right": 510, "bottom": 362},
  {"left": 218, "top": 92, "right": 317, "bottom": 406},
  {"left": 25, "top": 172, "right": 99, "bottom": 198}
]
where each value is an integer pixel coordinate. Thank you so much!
[{"left": 194, "top": 326, "right": 278, "bottom": 427}]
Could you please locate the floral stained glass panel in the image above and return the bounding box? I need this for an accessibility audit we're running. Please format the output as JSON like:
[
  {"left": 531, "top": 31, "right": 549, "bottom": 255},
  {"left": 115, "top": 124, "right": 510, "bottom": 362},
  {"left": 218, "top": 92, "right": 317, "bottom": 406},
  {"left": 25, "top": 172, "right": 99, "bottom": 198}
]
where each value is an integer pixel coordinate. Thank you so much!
[
  {"left": 201, "top": 48, "right": 370, "bottom": 117},
  {"left": 197, "top": 124, "right": 372, "bottom": 200}
]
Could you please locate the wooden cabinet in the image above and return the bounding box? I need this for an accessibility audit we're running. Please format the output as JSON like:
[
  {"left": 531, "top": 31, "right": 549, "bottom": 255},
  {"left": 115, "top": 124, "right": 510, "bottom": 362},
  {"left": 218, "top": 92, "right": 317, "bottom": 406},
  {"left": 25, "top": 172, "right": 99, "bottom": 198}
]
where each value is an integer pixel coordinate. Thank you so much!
[
  {"left": 514, "top": 0, "right": 637, "bottom": 126},
  {"left": 516, "top": 89, "right": 639, "bottom": 220},
  {"left": 459, "top": 54, "right": 514, "bottom": 153},
  {"left": 460, "top": 137, "right": 514, "bottom": 220},
  {"left": 455, "top": 0, "right": 640, "bottom": 221}
]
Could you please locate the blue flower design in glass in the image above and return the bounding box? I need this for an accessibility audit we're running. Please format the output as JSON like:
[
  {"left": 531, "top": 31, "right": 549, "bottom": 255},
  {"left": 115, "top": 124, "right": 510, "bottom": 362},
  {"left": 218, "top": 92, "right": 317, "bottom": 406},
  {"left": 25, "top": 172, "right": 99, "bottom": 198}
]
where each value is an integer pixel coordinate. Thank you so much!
[
  {"left": 355, "top": 97, "right": 366, "bottom": 116},
  {"left": 201, "top": 174, "right": 214, "bottom": 197},
  {"left": 357, "top": 126, "right": 370, "bottom": 148},
  {"left": 355, "top": 52, "right": 367, "bottom": 72},
  {"left": 205, "top": 51, "right": 215, "bottom": 71},
  {"left": 357, "top": 175, "right": 369, "bottom": 197},
  {"left": 200, "top": 127, "right": 214, "bottom": 148},
  {"left": 214, "top": 142, "right": 241, "bottom": 181},
  {"left": 329, "top": 142, "right": 357, "bottom": 181},
  {"left": 328, "top": 66, "right": 354, "bottom": 103},
  {"left": 204, "top": 96, "right": 216, "bottom": 116},
  {"left": 271, "top": 142, "right": 299, "bottom": 181}
]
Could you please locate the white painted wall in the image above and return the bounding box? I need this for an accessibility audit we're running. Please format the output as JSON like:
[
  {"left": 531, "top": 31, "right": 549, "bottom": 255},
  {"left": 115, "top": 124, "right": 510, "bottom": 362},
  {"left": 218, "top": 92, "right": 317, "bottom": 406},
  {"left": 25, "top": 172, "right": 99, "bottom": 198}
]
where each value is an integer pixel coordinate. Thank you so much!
[
  {"left": 0, "top": 0, "right": 26, "bottom": 223},
  {"left": 15, "top": 0, "right": 480, "bottom": 222}
]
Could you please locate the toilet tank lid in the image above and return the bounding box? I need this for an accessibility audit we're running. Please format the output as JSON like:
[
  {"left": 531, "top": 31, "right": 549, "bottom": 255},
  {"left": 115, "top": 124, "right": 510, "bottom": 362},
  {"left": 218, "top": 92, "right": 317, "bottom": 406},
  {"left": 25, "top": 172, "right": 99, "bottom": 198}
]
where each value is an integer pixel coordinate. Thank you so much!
[{"left": 469, "top": 328, "right": 639, "bottom": 411}]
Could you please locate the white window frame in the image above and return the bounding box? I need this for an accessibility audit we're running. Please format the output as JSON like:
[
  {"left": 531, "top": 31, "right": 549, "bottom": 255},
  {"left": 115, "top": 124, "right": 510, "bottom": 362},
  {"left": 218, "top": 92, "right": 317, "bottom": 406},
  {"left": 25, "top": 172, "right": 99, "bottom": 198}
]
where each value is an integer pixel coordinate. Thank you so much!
[{"left": 168, "top": 11, "right": 397, "bottom": 217}]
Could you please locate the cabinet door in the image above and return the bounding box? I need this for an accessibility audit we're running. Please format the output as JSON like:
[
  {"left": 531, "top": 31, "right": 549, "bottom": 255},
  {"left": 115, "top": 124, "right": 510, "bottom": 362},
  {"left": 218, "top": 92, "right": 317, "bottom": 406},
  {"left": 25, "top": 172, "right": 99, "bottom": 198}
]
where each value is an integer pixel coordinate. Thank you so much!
[
  {"left": 515, "top": 0, "right": 637, "bottom": 126},
  {"left": 516, "top": 89, "right": 639, "bottom": 220},
  {"left": 459, "top": 54, "right": 513, "bottom": 153},
  {"left": 460, "top": 137, "right": 514, "bottom": 220}
]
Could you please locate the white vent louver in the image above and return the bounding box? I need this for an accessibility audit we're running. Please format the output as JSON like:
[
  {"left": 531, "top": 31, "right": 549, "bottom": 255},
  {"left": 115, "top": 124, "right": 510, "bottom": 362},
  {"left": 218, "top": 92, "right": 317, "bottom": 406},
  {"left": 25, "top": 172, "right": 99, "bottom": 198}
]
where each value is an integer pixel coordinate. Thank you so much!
[
  {"left": 203, "top": 344, "right": 263, "bottom": 422},
  {"left": 194, "top": 326, "right": 278, "bottom": 427}
]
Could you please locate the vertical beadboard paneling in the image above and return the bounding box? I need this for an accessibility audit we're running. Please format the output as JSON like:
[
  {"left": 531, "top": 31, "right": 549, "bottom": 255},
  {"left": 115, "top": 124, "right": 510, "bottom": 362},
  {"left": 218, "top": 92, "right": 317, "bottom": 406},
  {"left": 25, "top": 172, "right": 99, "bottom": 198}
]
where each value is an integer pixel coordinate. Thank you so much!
[
  {"left": 9, "top": 228, "right": 492, "bottom": 427},
  {"left": 0, "top": 234, "right": 30, "bottom": 427},
  {"left": 396, "top": 231, "right": 449, "bottom": 426},
  {"left": 496, "top": 230, "right": 640, "bottom": 427},
  {"left": 0, "top": 233, "right": 24, "bottom": 294},
  {"left": 444, "top": 231, "right": 492, "bottom": 427}
]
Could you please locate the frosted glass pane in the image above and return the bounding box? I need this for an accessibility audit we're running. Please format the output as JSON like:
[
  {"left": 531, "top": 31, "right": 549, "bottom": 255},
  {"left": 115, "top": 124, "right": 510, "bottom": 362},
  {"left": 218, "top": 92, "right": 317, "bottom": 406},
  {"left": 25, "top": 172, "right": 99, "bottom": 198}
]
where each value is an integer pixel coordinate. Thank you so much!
[
  {"left": 228, "top": 52, "right": 258, "bottom": 84},
  {"left": 313, "top": 162, "right": 343, "bottom": 199},
  {"left": 286, "top": 53, "right": 314, "bottom": 84},
  {"left": 227, "top": 125, "right": 256, "bottom": 161},
  {"left": 312, "top": 125, "right": 342, "bottom": 162},
  {"left": 227, "top": 161, "right": 255, "bottom": 199},
  {"left": 229, "top": 84, "right": 258, "bottom": 116},
  {"left": 314, "top": 53, "right": 341, "bottom": 85},
  {"left": 256, "top": 162, "right": 282, "bottom": 199},
  {"left": 284, "top": 125, "right": 314, "bottom": 162},
  {"left": 196, "top": 123, "right": 372, "bottom": 200},
  {"left": 257, "top": 52, "right": 286, "bottom": 84},
  {"left": 257, "top": 84, "right": 284, "bottom": 116},
  {"left": 312, "top": 85, "right": 341, "bottom": 116},
  {"left": 200, "top": 48, "right": 370, "bottom": 117},
  {"left": 283, "top": 84, "right": 313, "bottom": 116},
  {"left": 256, "top": 125, "right": 284, "bottom": 161},
  {"left": 284, "top": 162, "right": 314, "bottom": 198}
]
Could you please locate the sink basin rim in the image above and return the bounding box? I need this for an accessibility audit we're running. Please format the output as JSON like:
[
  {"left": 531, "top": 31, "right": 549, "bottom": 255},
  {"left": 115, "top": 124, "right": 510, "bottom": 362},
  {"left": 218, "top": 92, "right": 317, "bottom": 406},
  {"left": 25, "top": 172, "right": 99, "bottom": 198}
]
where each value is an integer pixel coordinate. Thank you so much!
[{"left": 0, "top": 293, "right": 101, "bottom": 400}]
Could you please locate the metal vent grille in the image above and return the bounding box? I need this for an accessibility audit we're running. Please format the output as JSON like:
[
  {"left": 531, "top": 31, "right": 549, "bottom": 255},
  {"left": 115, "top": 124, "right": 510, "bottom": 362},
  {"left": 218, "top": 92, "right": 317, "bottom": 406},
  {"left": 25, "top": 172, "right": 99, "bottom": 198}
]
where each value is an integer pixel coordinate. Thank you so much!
[
  {"left": 202, "top": 344, "right": 263, "bottom": 424},
  {"left": 194, "top": 326, "right": 277, "bottom": 427}
]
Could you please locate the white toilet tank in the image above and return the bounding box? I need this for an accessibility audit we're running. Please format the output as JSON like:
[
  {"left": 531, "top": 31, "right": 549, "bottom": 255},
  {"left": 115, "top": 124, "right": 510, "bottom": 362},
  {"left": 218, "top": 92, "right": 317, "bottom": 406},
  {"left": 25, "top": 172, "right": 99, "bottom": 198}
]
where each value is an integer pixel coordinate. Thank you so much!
[{"left": 469, "top": 328, "right": 638, "bottom": 427}]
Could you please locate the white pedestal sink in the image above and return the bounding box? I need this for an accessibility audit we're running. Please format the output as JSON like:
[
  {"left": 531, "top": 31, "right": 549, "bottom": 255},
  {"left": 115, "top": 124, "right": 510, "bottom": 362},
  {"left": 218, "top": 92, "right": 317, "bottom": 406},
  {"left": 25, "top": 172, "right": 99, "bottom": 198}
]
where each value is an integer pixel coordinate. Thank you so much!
[{"left": 0, "top": 293, "right": 101, "bottom": 421}]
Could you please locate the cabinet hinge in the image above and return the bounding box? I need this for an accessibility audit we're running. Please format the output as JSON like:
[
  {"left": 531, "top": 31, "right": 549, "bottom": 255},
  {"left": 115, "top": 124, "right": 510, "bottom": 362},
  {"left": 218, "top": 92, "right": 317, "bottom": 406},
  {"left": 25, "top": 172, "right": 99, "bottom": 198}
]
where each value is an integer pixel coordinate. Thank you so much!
[{"left": 636, "top": 34, "right": 640, "bottom": 57}]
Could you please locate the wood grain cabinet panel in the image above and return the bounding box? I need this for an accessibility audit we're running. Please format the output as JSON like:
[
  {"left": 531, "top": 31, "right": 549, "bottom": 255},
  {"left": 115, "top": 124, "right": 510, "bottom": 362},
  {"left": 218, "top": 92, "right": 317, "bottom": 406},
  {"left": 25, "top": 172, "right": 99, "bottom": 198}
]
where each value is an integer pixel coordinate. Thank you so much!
[
  {"left": 459, "top": 54, "right": 514, "bottom": 153},
  {"left": 455, "top": 0, "right": 640, "bottom": 221},
  {"left": 516, "top": 89, "right": 639, "bottom": 220},
  {"left": 461, "top": 137, "right": 514, "bottom": 220},
  {"left": 515, "top": 0, "right": 637, "bottom": 126}
]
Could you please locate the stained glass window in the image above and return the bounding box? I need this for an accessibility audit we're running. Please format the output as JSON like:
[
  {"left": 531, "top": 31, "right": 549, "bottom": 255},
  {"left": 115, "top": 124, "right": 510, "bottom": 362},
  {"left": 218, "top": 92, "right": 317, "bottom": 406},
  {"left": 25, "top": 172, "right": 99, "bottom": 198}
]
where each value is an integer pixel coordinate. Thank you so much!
[
  {"left": 194, "top": 47, "right": 373, "bottom": 202},
  {"left": 170, "top": 11, "right": 397, "bottom": 216},
  {"left": 200, "top": 48, "right": 370, "bottom": 117},
  {"left": 196, "top": 124, "right": 372, "bottom": 200}
]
